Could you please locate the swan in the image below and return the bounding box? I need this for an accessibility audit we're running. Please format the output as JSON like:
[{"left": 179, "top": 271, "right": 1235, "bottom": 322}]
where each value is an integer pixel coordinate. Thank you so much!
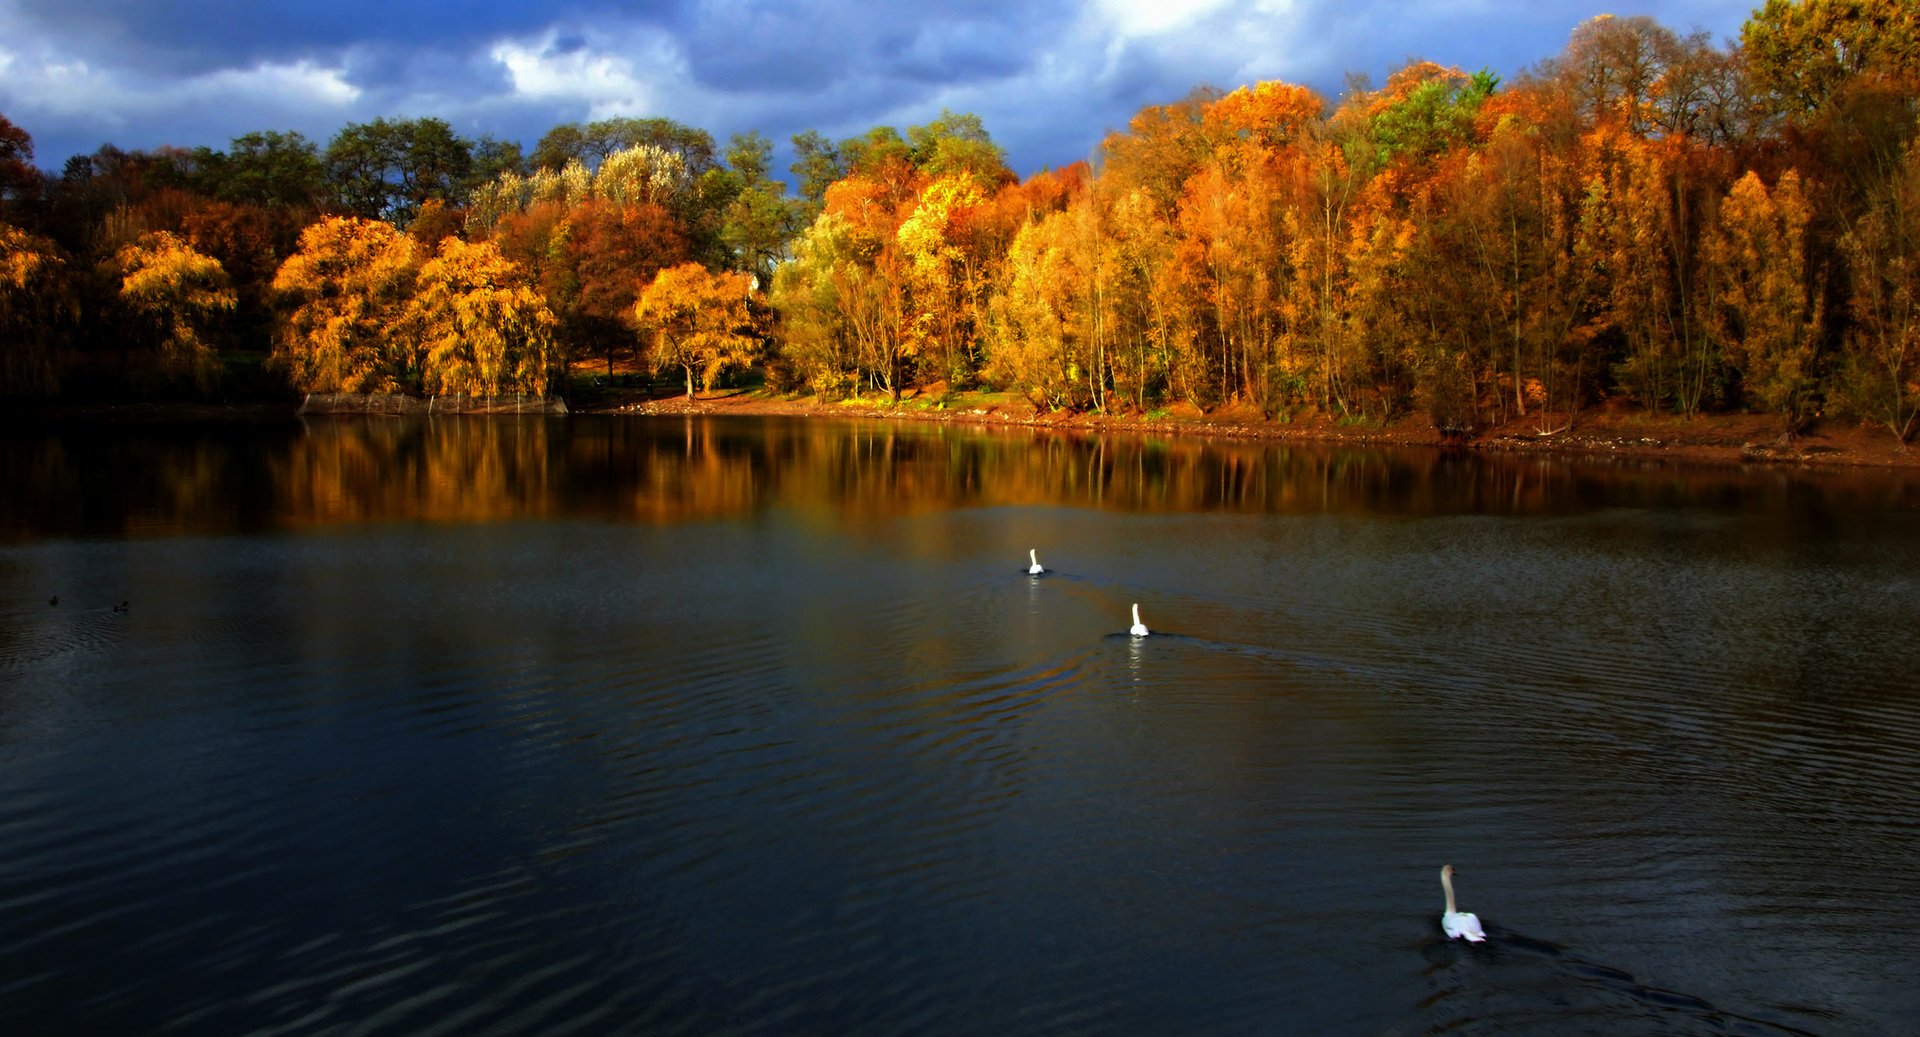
[
  {"left": 1028, "top": 549, "right": 1044, "bottom": 575},
  {"left": 1440, "top": 864, "right": 1486, "bottom": 942},
  {"left": 1129, "top": 603, "right": 1149, "bottom": 637}
]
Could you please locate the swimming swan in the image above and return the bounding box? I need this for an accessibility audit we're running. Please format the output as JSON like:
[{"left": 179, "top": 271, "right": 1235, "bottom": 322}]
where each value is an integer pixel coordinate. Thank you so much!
[
  {"left": 1129, "top": 603, "right": 1149, "bottom": 637},
  {"left": 1029, "top": 549, "right": 1044, "bottom": 575},
  {"left": 1440, "top": 864, "right": 1486, "bottom": 942}
]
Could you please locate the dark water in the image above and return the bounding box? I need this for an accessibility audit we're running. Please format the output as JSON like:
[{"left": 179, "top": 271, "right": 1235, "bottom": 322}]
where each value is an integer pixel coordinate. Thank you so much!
[{"left": 4, "top": 415, "right": 1920, "bottom": 1035}]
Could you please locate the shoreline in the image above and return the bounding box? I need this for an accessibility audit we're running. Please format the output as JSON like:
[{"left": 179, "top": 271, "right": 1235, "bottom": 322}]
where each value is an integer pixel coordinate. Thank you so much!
[
  {"left": 598, "top": 387, "right": 1920, "bottom": 472},
  {"left": 13, "top": 388, "right": 1916, "bottom": 471}
]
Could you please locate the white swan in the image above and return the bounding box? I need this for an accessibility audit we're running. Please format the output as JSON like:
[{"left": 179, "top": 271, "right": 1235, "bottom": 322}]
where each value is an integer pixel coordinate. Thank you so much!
[
  {"left": 1129, "top": 603, "right": 1149, "bottom": 637},
  {"left": 1028, "top": 549, "right": 1044, "bottom": 575},
  {"left": 1440, "top": 864, "right": 1486, "bottom": 942}
]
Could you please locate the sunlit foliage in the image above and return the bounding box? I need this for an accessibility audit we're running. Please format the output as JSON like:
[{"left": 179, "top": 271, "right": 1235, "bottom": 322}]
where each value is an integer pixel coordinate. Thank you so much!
[
  {"left": 408, "top": 238, "right": 559, "bottom": 397},
  {"left": 1, "top": 222, "right": 74, "bottom": 394},
  {"left": 1705, "top": 170, "right": 1823, "bottom": 430},
  {"left": 114, "top": 230, "right": 236, "bottom": 388},
  {"left": 271, "top": 216, "right": 421, "bottom": 393},
  {"left": 634, "top": 262, "right": 759, "bottom": 398}
]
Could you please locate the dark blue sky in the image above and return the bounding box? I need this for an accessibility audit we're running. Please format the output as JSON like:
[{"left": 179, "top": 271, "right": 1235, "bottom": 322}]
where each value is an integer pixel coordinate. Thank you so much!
[{"left": 1, "top": 1, "right": 1758, "bottom": 178}]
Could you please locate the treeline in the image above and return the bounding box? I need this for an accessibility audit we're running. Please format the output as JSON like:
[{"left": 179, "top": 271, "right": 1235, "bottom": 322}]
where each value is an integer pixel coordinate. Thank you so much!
[
  {"left": 771, "top": 2, "right": 1919, "bottom": 441},
  {"left": 2, "top": 0, "right": 1918, "bottom": 440},
  {"left": 0, "top": 111, "right": 788, "bottom": 400}
]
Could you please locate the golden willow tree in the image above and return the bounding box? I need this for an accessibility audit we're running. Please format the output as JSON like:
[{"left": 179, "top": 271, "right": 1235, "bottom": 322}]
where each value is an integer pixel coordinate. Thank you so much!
[
  {"left": 114, "top": 231, "right": 236, "bottom": 389},
  {"left": 273, "top": 217, "right": 557, "bottom": 397},
  {"left": 407, "top": 238, "right": 560, "bottom": 398},
  {"left": 633, "top": 261, "right": 758, "bottom": 398},
  {"left": 271, "top": 216, "right": 421, "bottom": 393}
]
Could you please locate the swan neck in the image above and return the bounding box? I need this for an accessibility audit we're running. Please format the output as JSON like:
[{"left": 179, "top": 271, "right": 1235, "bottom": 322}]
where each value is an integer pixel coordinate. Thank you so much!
[{"left": 1441, "top": 869, "right": 1459, "bottom": 914}]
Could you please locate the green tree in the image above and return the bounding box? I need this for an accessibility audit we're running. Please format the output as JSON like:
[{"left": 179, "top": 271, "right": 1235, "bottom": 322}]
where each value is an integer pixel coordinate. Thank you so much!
[
  {"left": 325, "top": 117, "right": 475, "bottom": 225},
  {"left": 205, "top": 130, "right": 326, "bottom": 210},
  {"left": 789, "top": 129, "right": 846, "bottom": 220},
  {"left": 1366, "top": 65, "right": 1498, "bottom": 169},
  {"left": 720, "top": 132, "right": 798, "bottom": 284}
]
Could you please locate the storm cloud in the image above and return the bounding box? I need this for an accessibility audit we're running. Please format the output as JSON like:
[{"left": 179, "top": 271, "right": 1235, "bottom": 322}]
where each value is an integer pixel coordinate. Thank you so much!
[{"left": 0, "top": 0, "right": 1758, "bottom": 178}]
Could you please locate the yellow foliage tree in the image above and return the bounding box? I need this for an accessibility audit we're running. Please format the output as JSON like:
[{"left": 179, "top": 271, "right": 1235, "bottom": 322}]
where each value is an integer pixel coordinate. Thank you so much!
[
  {"left": 989, "top": 209, "right": 1089, "bottom": 409},
  {"left": 1, "top": 222, "right": 75, "bottom": 394},
  {"left": 634, "top": 262, "right": 758, "bottom": 398},
  {"left": 407, "top": 238, "right": 560, "bottom": 398},
  {"left": 115, "top": 230, "right": 236, "bottom": 389},
  {"left": 1705, "top": 169, "right": 1823, "bottom": 430},
  {"left": 271, "top": 216, "right": 420, "bottom": 393},
  {"left": 896, "top": 174, "right": 990, "bottom": 383}
]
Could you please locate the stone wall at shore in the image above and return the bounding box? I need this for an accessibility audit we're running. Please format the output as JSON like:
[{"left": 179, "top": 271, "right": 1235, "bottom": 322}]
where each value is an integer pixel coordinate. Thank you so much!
[{"left": 298, "top": 393, "right": 568, "bottom": 416}]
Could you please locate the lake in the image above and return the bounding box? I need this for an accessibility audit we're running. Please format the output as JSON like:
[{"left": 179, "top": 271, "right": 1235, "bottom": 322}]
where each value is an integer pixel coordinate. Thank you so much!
[{"left": 4, "top": 414, "right": 1919, "bottom": 1035}]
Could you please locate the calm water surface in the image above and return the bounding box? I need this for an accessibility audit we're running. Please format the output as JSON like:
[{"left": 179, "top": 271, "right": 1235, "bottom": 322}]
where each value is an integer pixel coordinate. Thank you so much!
[{"left": 3, "top": 415, "right": 1920, "bottom": 1035}]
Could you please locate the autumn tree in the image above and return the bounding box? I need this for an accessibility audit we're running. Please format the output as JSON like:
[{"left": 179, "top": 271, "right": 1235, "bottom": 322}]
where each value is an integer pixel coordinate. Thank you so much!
[
  {"left": 1099, "top": 89, "right": 1219, "bottom": 218},
  {"left": 407, "top": 238, "right": 559, "bottom": 397},
  {"left": 565, "top": 199, "right": 691, "bottom": 375},
  {"left": 1705, "top": 169, "right": 1824, "bottom": 430},
  {"left": 531, "top": 117, "right": 718, "bottom": 177},
  {"left": 114, "top": 231, "right": 236, "bottom": 388},
  {"left": 1543, "top": 15, "right": 1697, "bottom": 136},
  {"left": 0, "top": 222, "right": 74, "bottom": 394},
  {"left": 1834, "top": 139, "right": 1920, "bottom": 441},
  {"left": 896, "top": 174, "right": 993, "bottom": 385},
  {"left": 1, "top": 114, "right": 40, "bottom": 213},
  {"left": 1742, "top": 0, "right": 1920, "bottom": 117},
  {"left": 990, "top": 208, "right": 1094, "bottom": 409},
  {"left": 634, "top": 262, "right": 758, "bottom": 397},
  {"left": 271, "top": 216, "right": 421, "bottom": 393}
]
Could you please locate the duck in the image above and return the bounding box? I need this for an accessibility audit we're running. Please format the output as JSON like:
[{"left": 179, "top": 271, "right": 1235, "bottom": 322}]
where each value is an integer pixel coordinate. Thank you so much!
[
  {"left": 1028, "top": 549, "right": 1044, "bottom": 575},
  {"left": 1440, "top": 864, "right": 1486, "bottom": 942},
  {"left": 113, "top": 601, "right": 129, "bottom": 614},
  {"left": 1129, "top": 603, "right": 1149, "bottom": 637}
]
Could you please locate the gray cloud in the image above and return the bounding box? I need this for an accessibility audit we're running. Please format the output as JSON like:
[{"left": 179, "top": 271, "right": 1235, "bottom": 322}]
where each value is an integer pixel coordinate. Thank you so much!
[{"left": 0, "top": 0, "right": 1761, "bottom": 178}]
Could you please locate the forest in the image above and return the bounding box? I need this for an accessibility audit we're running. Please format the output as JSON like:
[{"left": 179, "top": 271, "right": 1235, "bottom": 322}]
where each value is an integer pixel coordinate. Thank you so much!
[{"left": 1, "top": 0, "right": 1916, "bottom": 441}]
